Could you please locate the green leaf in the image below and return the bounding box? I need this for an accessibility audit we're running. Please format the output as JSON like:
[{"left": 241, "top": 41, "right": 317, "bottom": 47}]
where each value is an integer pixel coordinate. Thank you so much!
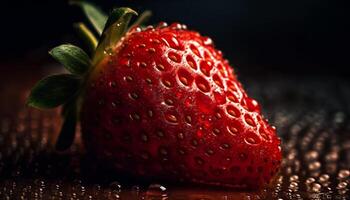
[
  {"left": 129, "top": 10, "right": 152, "bottom": 30},
  {"left": 49, "top": 44, "right": 91, "bottom": 75},
  {"left": 71, "top": 1, "right": 107, "bottom": 35},
  {"left": 74, "top": 22, "right": 98, "bottom": 54},
  {"left": 55, "top": 102, "right": 77, "bottom": 151},
  {"left": 27, "top": 74, "right": 81, "bottom": 109},
  {"left": 93, "top": 7, "right": 137, "bottom": 64}
]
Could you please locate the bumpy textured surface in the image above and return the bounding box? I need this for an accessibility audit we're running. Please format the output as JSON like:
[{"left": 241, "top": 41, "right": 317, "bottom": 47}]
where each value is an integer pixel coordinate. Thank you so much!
[
  {"left": 0, "top": 69, "right": 349, "bottom": 199},
  {"left": 81, "top": 23, "right": 281, "bottom": 188}
]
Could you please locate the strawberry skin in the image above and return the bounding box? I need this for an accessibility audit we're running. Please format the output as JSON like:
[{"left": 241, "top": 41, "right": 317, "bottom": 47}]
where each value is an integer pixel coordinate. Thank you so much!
[{"left": 80, "top": 23, "right": 282, "bottom": 189}]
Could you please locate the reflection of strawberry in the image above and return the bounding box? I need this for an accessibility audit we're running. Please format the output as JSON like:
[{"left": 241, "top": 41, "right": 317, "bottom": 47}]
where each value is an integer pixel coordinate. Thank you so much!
[{"left": 27, "top": 3, "right": 281, "bottom": 189}]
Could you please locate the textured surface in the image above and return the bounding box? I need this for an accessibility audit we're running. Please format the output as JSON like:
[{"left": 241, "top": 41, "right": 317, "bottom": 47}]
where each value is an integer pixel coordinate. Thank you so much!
[
  {"left": 0, "top": 66, "right": 349, "bottom": 199},
  {"left": 82, "top": 24, "right": 281, "bottom": 189}
]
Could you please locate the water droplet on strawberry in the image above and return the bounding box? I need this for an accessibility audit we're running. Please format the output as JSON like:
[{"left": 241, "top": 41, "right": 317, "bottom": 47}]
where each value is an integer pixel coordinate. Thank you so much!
[
  {"left": 170, "top": 22, "right": 182, "bottom": 30},
  {"left": 203, "top": 37, "right": 213, "bottom": 46},
  {"left": 157, "top": 22, "right": 168, "bottom": 28},
  {"left": 104, "top": 48, "right": 114, "bottom": 56}
]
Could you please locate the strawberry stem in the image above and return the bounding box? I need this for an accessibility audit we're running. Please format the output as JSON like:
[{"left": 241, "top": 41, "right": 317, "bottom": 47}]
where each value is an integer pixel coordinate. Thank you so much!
[{"left": 93, "top": 7, "right": 137, "bottom": 65}]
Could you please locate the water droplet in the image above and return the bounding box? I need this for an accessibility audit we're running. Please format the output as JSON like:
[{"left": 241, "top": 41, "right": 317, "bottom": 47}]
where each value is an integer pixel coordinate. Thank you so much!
[
  {"left": 170, "top": 23, "right": 182, "bottom": 30},
  {"left": 289, "top": 182, "right": 298, "bottom": 191},
  {"left": 104, "top": 48, "right": 114, "bottom": 56},
  {"left": 305, "top": 150, "right": 319, "bottom": 161},
  {"left": 202, "top": 37, "right": 213, "bottom": 45},
  {"left": 337, "top": 182, "right": 348, "bottom": 190},
  {"left": 109, "top": 181, "right": 121, "bottom": 193},
  {"left": 319, "top": 174, "right": 330, "bottom": 183},
  {"left": 130, "top": 185, "right": 141, "bottom": 198},
  {"left": 325, "top": 151, "right": 338, "bottom": 162},
  {"left": 290, "top": 175, "right": 299, "bottom": 182},
  {"left": 157, "top": 22, "right": 168, "bottom": 28},
  {"left": 310, "top": 183, "right": 321, "bottom": 193},
  {"left": 338, "top": 169, "right": 350, "bottom": 179},
  {"left": 146, "top": 184, "right": 167, "bottom": 199},
  {"left": 308, "top": 161, "right": 321, "bottom": 171}
]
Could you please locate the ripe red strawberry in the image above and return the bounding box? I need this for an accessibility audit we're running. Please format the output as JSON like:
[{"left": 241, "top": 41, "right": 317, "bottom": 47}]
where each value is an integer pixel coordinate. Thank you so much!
[{"left": 27, "top": 3, "right": 281, "bottom": 189}]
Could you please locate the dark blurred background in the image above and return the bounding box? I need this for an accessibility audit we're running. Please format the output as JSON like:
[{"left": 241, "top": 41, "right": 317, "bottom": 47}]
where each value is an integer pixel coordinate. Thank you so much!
[{"left": 1, "top": 0, "right": 349, "bottom": 76}]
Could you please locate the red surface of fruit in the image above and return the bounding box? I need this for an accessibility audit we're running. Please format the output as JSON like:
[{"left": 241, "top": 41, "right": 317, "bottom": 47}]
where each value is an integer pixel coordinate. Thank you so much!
[{"left": 80, "top": 23, "right": 282, "bottom": 189}]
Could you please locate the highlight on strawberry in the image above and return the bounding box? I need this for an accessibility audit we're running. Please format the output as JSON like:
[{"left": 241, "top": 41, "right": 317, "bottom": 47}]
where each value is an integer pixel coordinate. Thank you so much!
[{"left": 27, "top": 1, "right": 282, "bottom": 189}]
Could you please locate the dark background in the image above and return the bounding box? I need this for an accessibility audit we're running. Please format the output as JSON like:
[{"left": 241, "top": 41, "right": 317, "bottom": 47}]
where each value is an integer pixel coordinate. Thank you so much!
[{"left": 1, "top": 0, "right": 349, "bottom": 76}]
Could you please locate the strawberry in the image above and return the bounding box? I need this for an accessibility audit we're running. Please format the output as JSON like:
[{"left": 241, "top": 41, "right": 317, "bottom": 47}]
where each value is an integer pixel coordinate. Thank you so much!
[{"left": 27, "top": 2, "right": 281, "bottom": 189}]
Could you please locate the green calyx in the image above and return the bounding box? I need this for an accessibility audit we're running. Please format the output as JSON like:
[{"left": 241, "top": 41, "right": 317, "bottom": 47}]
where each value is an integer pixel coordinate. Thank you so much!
[{"left": 27, "top": 1, "right": 151, "bottom": 151}]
